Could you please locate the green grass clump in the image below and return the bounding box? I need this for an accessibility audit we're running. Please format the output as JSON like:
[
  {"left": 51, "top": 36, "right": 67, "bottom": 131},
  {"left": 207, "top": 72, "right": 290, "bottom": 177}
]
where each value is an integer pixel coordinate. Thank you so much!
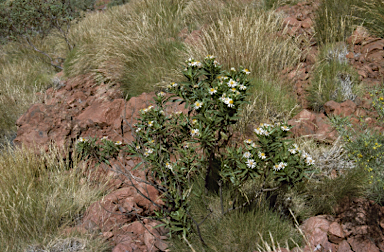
[
  {"left": 168, "top": 178, "right": 302, "bottom": 251},
  {"left": 304, "top": 166, "right": 368, "bottom": 215},
  {"left": 314, "top": 0, "right": 357, "bottom": 45},
  {"left": 353, "top": 0, "right": 384, "bottom": 38},
  {"left": 0, "top": 145, "right": 109, "bottom": 251},
  {"left": 0, "top": 40, "right": 60, "bottom": 145},
  {"left": 238, "top": 78, "right": 299, "bottom": 131},
  {"left": 307, "top": 42, "right": 363, "bottom": 112}
]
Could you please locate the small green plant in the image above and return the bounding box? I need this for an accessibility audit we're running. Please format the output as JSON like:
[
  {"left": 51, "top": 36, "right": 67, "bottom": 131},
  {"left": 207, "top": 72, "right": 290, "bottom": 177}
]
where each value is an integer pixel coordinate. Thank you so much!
[
  {"left": 370, "top": 85, "right": 384, "bottom": 120},
  {"left": 345, "top": 129, "right": 384, "bottom": 205},
  {"left": 77, "top": 56, "right": 315, "bottom": 248},
  {"left": 307, "top": 43, "right": 361, "bottom": 112}
]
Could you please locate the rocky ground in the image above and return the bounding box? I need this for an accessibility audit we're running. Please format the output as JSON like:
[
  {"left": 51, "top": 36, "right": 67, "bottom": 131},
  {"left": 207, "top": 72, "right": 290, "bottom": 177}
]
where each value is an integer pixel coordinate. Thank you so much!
[{"left": 13, "top": 1, "right": 384, "bottom": 251}]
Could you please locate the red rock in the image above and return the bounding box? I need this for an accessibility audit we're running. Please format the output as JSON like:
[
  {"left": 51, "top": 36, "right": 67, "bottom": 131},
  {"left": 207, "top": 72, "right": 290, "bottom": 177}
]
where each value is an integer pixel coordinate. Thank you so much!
[
  {"left": 324, "top": 101, "right": 341, "bottom": 116},
  {"left": 103, "top": 231, "right": 114, "bottom": 239},
  {"left": 144, "top": 221, "right": 168, "bottom": 251},
  {"left": 301, "top": 216, "right": 332, "bottom": 250},
  {"left": 283, "top": 17, "right": 301, "bottom": 27},
  {"left": 121, "top": 221, "right": 146, "bottom": 235},
  {"left": 327, "top": 222, "right": 345, "bottom": 244},
  {"left": 361, "top": 39, "right": 384, "bottom": 55},
  {"left": 338, "top": 240, "right": 352, "bottom": 252},
  {"left": 346, "top": 52, "right": 355, "bottom": 59},
  {"left": 112, "top": 235, "right": 135, "bottom": 252},
  {"left": 347, "top": 26, "right": 370, "bottom": 45},
  {"left": 347, "top": 235, "right": 380, "bottom": 252},
  {"left": 340, "top": 100, "right": 357, "bottom": 116},
  {"left": 301, "top": 18, "right": 313, "bottom": 29}
]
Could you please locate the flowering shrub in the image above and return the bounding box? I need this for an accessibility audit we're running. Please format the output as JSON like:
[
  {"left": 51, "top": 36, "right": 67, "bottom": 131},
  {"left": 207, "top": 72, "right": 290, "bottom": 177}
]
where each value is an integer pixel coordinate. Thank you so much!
[
  {"left": 221, "top": 123, "right": 314, "bottom": 195},
  {"left": 370, "top": 87, "right": 384, "bottom": 119},
  {"left": 76, "top": 56, "right": 315, "bottom": 245}
]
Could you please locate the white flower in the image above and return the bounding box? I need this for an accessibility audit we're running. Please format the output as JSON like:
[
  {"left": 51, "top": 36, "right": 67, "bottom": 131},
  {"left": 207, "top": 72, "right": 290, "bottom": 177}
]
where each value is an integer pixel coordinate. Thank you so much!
[
  {"left": 78, "top": 137, "right": 87, "bottom": 143},
  {"left": 243, "top": 152, "right": 252, "bottom": 159},
  {"left": 209, "top": 87, "right": 217, "bottom": 95},
  {"left": 260, "top": 123, "right": 271, "bottom": 128},
  {"left": 148, "top": 121, "right": 154, "bottom": 127},
  {"left": 226, "top": 98, "right": 234, "bottom": 108},
  {"left": 306, "top": 157, "right": 315, "bottom": 166},
  {"left": 194, "top": 101, "right": 203, "bottom": 109},
  {"left": 213, "top": 60, "right": 219, "bottom": 66},
  {"left": 242, "top": 68, "right": 251, "bottom": 75},
  {"left": 273, "top": 164, "right": 280, "bottom": 171},
  {"left": 205, "top": 55, "right": 215, "bottom": 60},
  {"left": 258, "top": 152, "right": 266, "bottom": 160},
  {"left": 144, "top": 148, "right": 154, "bottom": 157},
  {"left": 101, "top": 136, "right": 108, "bottom": 140},
  {"left": 191, "top": 119, "right": 198, "bottom": 125},
  {"left": 246, "top": 159, "right": 256, "bottom": 169},
  {"left": 158, "top": 91, "right": 166, "bottom": 97},
  {"left": 172, "top": 82, "right": 178, "bottom": 88},
  {"left": 175, "top": 111, "right": 183, "bottom": 115},
  {"left": 191, "top": 129, "right": 200, "bottom": 137},
  {"left": 227, "top": 79, "right": 238, "bottom": 88},
  {"left": 189, "top": 60, "right": 202, "bottom": 68},
  {"left": 136, "top": 127, "right": 142, "bottom": 133},
  {"left": 244, "top": 139, "right": 253, "bottom": 144},
  {"left": 231, "top": 67, "right": 236, "bottom": 71},
  {"left": 273, "top": 162, "right": 287, "bottom": 171},
  {"left": 239, "top": 84, "right": 247, "bottom": 90},
  {"left": 279, "top": 162, "right": 287, "bottom": 169},
  {"left": 288, "top": 148, "right": 297, "bottom": 154},
  {"left": 115, "top": 141, "right": 122, "bottom": 145},
  {"left": 251, "top": 143, "right": 257, "bottom": 148},
  {"left": 301, "top": 151, "right": 310, "bottom": 159},
  {"left": 159, "top": 110, "right": 165, "bottom": 115},
  {"left": 230, "top": 88, "right": 237, "bottom": 92},
  {"left": 165, "top": 162, "right": 173, "bottom": 171},
  {"left": 281, "top": 125, "right": 290, "bottom": 131},
  {"left": 254, "top": 127, "right": 265, "bottom": 135},
  {"left": 136, "top": 145, "right": 140, "bottom": 150}
]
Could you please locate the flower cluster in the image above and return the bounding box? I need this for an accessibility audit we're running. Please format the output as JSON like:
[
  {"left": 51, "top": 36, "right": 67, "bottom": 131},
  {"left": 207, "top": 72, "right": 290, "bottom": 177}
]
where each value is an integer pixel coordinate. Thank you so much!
[
  {"left": 186, "top": 58, "right": 202, "bottom": 68},
  {"left": 273, "top": 162, "right": 287, "bottom": 171}
]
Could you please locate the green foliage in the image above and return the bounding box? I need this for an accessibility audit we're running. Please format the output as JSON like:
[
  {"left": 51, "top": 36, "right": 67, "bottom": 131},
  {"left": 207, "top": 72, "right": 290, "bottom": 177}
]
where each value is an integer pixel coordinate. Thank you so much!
[
  {"left": 314, "top": 0, "right": 356, "bottom": 45},
  {"left": 345, "top": 129, "right": 384, "bottom": 205},
  {"left": 370, "top": 85, "right": 384, "bottom": 119},
  {"left": 307, "top": 43, "right": 361, "bottom": 112},
  {"left": 76, "top": 136, "right": 122, "bottom": 166},
  {"left": 77, "top": 57, "right": 313, "bottom": 248},
  {"left": 305, "top": 166, "right": 368, "bottom": 215},
  {"left": 221, "top": 123, "right": 314, "bottom": 192},
  {"left": 120, "top": 39, "right": 186, "bottom": 100},
  {"left": 0, "top": 0, "right": 84, "bottom": 42},
  {"left": 169, "top": 178, "right": 302, "bottom": 251}
]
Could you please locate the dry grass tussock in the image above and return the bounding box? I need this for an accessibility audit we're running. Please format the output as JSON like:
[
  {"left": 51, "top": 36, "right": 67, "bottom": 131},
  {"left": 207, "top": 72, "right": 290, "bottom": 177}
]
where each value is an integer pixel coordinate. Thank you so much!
[
  {"left": 0, "top": 145, "right": 108, "bottom": 251},
  {"left": 65, "top": 0, "right": 302, "bottom": 101},
  {"left": 186, "top": 8, "right": 302, "bottom": 81},
  {"left": 0, "top": 40, "right": 58, "bottom": 141}
]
